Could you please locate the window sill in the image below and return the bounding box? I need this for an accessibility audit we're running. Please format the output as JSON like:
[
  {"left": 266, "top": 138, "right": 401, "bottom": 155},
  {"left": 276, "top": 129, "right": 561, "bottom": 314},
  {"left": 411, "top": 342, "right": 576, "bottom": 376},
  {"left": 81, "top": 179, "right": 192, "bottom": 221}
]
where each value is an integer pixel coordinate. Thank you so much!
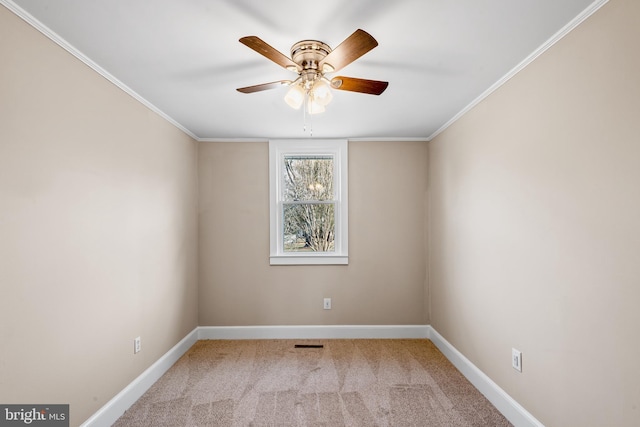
[{"left": 270, "top": 255, "right": 349, "bottom": 266}]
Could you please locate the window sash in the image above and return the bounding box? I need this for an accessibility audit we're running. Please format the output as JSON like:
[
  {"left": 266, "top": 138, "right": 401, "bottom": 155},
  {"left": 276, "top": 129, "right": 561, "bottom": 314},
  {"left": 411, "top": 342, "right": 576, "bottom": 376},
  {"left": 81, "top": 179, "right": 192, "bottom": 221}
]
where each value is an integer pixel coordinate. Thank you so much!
[
  {"left": 282, "top": 155, "right": 335, "bottom": 202},
  {"left": 269, "top": 139, "right": 348, "bottom": 265},
  {"left": 282, "top": 201, "right": 336, "bottom": 253}
]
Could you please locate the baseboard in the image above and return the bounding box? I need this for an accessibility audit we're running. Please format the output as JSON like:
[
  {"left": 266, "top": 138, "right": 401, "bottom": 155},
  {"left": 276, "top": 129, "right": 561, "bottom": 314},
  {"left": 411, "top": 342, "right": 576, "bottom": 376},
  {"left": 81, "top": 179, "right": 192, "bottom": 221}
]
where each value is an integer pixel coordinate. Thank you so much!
[
  {"left": 427, "top": 326, "right": 544, "bottom": 427},
  {"left": 79, "top": 328, "right": 199, "bottom": 427},
  {"left": 81, "top": 325, "right": 542, "bottom": 427},
  {"left": 197, "top": 324, "right": 430, "bottom": 340}
]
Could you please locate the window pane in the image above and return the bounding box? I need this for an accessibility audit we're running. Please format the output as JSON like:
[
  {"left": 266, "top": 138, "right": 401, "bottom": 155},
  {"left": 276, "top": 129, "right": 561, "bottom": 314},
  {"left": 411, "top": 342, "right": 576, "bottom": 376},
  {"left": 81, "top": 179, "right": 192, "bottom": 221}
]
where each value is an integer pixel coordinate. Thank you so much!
[
  {"left": 283, "top": 203, "right": 335, "bottom": 252},
  {"left": 283, "top": 156, "right": 334, "bottom": 201}
]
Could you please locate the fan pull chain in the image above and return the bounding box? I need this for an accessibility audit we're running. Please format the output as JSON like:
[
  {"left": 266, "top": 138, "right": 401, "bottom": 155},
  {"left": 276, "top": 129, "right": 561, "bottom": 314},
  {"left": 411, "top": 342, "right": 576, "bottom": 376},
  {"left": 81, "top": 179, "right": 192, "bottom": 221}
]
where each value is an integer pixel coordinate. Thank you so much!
[
  {"left": 303, "top": 93, "right": 307, "bottom": 133},
  {"left": 302, "top": 91, "right": 313, "bottom": 137}
]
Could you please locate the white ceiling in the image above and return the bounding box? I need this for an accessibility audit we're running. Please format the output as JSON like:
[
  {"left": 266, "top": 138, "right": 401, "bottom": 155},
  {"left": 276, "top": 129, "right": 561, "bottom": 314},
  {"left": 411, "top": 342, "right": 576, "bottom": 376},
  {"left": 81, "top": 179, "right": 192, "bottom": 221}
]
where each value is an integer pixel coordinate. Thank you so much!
[{"left": 5, "top": 0, "right": 602, "bottom": 140}]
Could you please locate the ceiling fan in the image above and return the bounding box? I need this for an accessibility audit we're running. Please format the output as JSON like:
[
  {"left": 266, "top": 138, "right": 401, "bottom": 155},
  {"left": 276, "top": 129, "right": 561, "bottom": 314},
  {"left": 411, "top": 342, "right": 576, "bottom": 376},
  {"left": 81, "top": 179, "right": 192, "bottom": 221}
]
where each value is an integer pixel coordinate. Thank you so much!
[{"left": 236, "top": 29, "right": 388, "bottom": 114}]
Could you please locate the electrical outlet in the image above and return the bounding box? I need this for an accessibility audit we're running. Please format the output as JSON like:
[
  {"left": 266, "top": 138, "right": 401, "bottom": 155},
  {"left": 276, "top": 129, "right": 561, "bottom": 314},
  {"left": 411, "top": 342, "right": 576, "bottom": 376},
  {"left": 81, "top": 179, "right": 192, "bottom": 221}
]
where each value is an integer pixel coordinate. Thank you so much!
[
  {"left": 512, "top": 348, "right": 522, "bottom": 372},
  {"left": 134, "top": 337, "right": 141, "bottom": 354},
  {"left": 323, "top": 298, "right": 331, "bottom": 310}
]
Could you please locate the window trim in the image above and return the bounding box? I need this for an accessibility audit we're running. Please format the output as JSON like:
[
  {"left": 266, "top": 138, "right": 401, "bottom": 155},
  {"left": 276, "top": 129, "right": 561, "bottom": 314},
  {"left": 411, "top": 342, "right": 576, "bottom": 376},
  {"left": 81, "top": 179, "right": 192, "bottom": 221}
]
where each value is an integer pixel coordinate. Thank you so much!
[{"left": 269, "top": 139, "right": 348, "bottom": 265}]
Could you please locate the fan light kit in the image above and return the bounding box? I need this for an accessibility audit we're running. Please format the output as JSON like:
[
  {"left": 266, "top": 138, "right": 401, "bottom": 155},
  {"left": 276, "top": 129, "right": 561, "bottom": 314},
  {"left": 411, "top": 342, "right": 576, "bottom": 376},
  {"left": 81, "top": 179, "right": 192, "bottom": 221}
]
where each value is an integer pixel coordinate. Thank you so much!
[{"left": 237, "top": 29, "right": 388, "bottom": 117}]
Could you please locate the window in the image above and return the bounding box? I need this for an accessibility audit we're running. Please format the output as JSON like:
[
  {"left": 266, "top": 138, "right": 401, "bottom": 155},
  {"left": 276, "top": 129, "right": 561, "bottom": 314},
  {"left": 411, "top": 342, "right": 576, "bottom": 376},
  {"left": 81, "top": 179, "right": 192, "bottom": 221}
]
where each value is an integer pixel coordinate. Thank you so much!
[{"left": 269, "top": 139, "right": 348, "bottom": 265}]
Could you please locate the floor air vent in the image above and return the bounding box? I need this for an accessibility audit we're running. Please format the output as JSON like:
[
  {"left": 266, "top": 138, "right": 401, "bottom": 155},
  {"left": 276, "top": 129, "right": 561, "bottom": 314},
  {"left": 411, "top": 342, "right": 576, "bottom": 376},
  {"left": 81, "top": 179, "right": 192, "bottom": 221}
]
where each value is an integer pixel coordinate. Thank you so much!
[{"left": 294, "top": 344, "right": 324, "bottom": 348}]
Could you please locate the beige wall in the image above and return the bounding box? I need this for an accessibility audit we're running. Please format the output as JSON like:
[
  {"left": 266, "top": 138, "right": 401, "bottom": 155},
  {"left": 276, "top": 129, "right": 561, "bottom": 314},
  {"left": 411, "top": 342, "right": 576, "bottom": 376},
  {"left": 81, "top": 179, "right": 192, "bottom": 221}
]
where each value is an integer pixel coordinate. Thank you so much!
[
  {"left": 7, "top": 0, "right": 638, "bottom": 424},
  {"left": 0, "top": 6, "right": 198, "bottom": 426},
  {"left": 198, "top": 140, "right": 428, "bottom": 326},
  {"left": 428, "top": 0, "right": 640, "bottom": 425}
]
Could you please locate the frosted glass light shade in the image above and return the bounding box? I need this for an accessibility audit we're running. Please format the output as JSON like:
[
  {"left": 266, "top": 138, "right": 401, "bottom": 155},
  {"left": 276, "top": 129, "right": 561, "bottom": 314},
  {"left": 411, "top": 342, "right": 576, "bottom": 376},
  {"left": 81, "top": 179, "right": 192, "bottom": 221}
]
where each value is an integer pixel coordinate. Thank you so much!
[
  {"left": 284, "top": 84, "right": 305, "bottom": 109},
  {"left": 312, "top": 80, "right": 333, "bottom": 106}
]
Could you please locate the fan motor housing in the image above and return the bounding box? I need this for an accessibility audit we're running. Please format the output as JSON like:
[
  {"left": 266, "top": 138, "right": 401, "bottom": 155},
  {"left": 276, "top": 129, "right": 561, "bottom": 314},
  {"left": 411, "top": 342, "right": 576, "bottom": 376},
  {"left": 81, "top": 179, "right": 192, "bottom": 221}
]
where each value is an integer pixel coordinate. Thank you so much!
[{"left": 290, "top": 40, "right": 331, "bottom": 72}]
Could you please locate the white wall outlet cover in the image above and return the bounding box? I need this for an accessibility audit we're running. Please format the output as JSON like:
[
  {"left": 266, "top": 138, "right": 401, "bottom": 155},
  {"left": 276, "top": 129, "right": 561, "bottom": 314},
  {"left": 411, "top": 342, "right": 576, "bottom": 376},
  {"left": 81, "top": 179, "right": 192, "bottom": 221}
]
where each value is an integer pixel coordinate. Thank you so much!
[{"left": 512, "top": 348, "right": 522, "bottom": 372}]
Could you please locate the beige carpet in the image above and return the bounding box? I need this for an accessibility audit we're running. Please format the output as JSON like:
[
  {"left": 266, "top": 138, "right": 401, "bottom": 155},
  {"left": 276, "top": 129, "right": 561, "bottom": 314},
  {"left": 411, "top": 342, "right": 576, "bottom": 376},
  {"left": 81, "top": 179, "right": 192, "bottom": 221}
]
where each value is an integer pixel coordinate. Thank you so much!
[{"left": 113, "top": 339, "right": 512, "bottom": 426}]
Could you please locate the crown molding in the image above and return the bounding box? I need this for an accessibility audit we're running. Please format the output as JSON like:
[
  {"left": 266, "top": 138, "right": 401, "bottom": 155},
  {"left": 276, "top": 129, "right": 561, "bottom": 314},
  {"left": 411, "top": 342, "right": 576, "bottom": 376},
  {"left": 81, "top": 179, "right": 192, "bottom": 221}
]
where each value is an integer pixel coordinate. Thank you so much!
[
  {"left": 3, "top": 0, "right": 608, "bottom": 144},
  {"left": 427, "top": 0, "right": 610, "bottom": 142},
  {"left": 1, "top": 0, "right": 199, "bottom": 142},
  {"left": 197, "top": 137, "right": 269, "bottom": 143},
  {"left": 348, "top": 137, "right": 430, "bottom": 142},
  {"left": 197, "top": 137, "right": 429, "bottom": 143}
]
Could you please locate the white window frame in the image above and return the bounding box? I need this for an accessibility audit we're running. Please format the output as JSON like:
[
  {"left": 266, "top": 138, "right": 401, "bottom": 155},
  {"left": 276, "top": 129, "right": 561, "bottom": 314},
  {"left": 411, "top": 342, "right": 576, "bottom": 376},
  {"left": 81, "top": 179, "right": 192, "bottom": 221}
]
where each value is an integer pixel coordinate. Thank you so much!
[{"left": 269, "top": 139, "right": 348, "bottom": 265}]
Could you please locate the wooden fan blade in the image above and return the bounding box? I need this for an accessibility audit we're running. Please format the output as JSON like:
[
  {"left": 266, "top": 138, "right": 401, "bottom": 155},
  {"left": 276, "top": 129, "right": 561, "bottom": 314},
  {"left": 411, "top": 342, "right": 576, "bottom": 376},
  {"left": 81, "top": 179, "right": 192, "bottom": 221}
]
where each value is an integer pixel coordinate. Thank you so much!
[
  {"left": 330, "top": 76, "right": 388, "bottom": 95},
  {"left": 237, "top": 80, "right": 291, "bottom": 93},
  {"left": 320, "top": 29, "right": 378, "bottom": 73},
  {"left": 239, "top": 36, "right": 299, "bottom": 71}
]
